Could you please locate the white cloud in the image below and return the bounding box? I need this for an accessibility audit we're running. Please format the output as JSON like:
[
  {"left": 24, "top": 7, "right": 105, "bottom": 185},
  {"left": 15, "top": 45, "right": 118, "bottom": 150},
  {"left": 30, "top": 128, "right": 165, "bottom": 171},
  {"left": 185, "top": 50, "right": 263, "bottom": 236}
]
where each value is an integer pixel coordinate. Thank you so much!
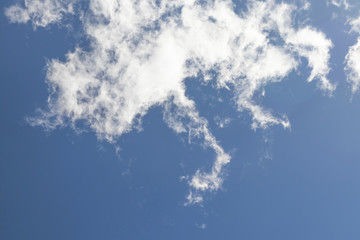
[
  {"left": 345, "top": 41, "right": 360, "bottom": 93},
  {"left": 349, "top": 16, "right": 360, "bottom": 34},
  {"left": 286, "top": 27, "right": 335, "bottom": 92},
  {"left": 345, "top": 17, "right": 360, "bottom": 93},
  {"left": 8, "top": 0, "right": 335, "bottom": 204},
  {"left": 327, "top": 0, "right": 350, "bottom": 10},
  {"left": 5, "top": 0, "right": 74, "bottom": 28},
  {"left": 214, "top": 116, "right": 231, "bottom": 128},
  {"left": 196, "top": 223, "right": 207, "bottom": 230}
]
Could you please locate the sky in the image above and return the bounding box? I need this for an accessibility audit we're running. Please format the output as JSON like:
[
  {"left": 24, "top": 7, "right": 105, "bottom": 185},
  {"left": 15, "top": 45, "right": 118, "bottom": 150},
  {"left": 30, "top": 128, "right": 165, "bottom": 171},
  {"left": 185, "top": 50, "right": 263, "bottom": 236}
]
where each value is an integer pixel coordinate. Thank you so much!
[{"left": 2, "top": 0, "right": 360, "bottom": 239}]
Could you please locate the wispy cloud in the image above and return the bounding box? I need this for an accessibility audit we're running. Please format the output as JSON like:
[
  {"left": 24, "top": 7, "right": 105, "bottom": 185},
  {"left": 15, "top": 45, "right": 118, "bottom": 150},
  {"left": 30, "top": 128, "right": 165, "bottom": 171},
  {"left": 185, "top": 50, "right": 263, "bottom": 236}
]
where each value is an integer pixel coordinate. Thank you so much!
[
  {"left": 214, "top": 116, "right": 231, "bottom": 128},
  {"left": 345, "top": 16, "right": 360, "bottom": 93},
  {"left": 327, "top": 0, "right": 350, "bottom": 10},
  {"left": 5, "top": 0, "right": 75, "bottom": 28},
  {"left": 7, "top": 0, "right": 335, "bottom": 204},
  {"left": 196, "top": 223, "right": 207, "bottom": 230}
]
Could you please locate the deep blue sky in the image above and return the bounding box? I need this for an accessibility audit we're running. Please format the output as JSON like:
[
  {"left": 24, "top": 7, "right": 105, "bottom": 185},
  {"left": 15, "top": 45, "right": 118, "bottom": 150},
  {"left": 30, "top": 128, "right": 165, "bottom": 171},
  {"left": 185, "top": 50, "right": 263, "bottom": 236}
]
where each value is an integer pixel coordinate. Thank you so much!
[{"left": 2, "top": 0, "right": 360, "bottom": 239}]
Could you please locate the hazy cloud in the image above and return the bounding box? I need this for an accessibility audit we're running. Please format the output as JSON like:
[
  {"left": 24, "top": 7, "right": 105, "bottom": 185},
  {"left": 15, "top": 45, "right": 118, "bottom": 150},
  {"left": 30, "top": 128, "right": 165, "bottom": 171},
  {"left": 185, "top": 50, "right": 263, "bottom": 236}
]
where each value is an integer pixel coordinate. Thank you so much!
[{"left": 327, "top": 0, "right": 350, "bottom": 10}]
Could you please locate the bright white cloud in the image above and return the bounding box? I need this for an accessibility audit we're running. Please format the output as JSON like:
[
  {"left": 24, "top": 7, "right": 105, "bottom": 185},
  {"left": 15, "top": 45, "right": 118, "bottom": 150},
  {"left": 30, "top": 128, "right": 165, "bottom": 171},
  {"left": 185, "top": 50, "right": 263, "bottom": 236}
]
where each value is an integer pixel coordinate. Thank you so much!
[
  {"left": 345, "top": 16, "right": 360, "bottom": 93},
  {"left": 7, "top": 0, "right": 335, "bottom": 204}
]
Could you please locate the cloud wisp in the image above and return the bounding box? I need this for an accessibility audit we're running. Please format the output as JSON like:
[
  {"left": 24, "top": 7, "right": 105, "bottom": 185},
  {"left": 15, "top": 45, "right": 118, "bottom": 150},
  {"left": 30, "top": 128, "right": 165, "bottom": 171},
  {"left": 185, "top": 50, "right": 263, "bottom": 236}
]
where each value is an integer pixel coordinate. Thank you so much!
[
  {"left": 327, "top": 0, "right": 350, "bottom": 10},
  {"left": 6, "top": 0, "right": 335, "bottom": 204},
  {"left": 345, "top": 16, "right": 360, "bottom": 93},
  {"left": 5, "top": 0, "right": 75, "bottom": 28}
]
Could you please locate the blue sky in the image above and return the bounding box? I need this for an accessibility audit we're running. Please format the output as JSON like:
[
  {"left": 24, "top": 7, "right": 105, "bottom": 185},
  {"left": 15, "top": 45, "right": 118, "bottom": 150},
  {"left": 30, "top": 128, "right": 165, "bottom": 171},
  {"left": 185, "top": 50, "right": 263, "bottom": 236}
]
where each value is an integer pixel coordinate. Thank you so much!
[{"left": 2, "top": 0, "right": 360, "bottom": 239}]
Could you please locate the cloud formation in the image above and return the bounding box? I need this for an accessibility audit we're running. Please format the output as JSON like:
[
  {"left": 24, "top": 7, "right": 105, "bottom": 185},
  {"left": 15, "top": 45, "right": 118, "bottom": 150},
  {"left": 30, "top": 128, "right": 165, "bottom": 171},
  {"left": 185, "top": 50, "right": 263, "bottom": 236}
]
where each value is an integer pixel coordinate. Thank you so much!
[
  {"left": 345, "top": 16, "right": 360, "bottom": 93},
  {"left": 6, "top": 0, "right": 335, "bottom": 204},
  {"left": 5, "top": 0, "right": 74, "bottom": 28}
]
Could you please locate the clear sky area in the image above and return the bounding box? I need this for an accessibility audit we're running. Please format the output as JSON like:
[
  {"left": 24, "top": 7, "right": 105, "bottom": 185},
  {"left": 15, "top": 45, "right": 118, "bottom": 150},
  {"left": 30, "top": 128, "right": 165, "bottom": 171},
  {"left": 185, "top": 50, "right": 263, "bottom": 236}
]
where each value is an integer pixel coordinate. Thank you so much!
[{"left": 2, "top": 0, "right": 360, "bottom": 239}]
